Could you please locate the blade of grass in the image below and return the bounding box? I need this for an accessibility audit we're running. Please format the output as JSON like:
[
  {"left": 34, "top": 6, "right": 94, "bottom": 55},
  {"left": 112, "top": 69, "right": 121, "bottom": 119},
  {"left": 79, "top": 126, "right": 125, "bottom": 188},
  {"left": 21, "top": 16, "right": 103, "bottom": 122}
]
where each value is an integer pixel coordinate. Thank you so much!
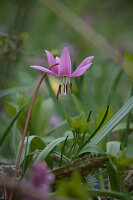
[
  {"left": 107, "top": 161, "right": 132, "bottom": 200},
  {"left": 0, "top": 87, "right": 26, "bottom": 98},
  {"left": 37, "top": 136, "right": 73, "bottom": 161},
  {"left": 59, "top": 135, "right": 69, "bottom": 167},
  {"left": 90, "top": 96, "right": 133, "bottom": 144},
  {"left": 0, "top": 104, "right": 25, "bottom": 146},
  {"left": 75, "top": 111, "right": 92, "bottom": 157},
  {"left": 51, "top": 151, "right": 71, "bottom": 163},
  {"left": 21, "top": 131, "right": 29, "bottom": 179},
  {"left": 123, "top": 83, "right": 133, "bottom": 148},
  {"left": 88, "top": 188, "right": 125, "bottom": 199},
  {"left": 83, "top": 105, "right": 109, "bottom": 147}
]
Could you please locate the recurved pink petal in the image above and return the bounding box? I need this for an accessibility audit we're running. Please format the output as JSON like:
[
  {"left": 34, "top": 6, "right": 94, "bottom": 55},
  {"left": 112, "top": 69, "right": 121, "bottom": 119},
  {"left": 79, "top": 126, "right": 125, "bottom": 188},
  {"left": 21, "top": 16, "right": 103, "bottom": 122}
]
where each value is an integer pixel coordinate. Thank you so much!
[
  {"left": 77, "top": 56, "right": 94, "bottom": 70},
  {"left": 70, "top": 56, "right": 94, "bottom": 77},
  {"left": 70, "top": 63, "right": 92, "bottom": 77},
  {"left": 45, "top": 50, "right": 58, "bottom": 74},
  {"left": 45, "top": 50, "right": 56, "bottom": 66},
  {"left": 30, "top": 65, "right": 57, "bottom": 76},
  {"left": 58, "top": 47, "right": 71, "bottom": 76}
]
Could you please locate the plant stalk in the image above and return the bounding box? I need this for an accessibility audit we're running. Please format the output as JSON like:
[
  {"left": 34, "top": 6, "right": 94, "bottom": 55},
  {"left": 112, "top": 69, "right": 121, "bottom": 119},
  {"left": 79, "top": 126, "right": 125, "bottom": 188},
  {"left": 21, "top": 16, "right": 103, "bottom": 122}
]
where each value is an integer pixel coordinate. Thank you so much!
[{"left": 9, "top": 63, "right": 58, "bottom": 200}]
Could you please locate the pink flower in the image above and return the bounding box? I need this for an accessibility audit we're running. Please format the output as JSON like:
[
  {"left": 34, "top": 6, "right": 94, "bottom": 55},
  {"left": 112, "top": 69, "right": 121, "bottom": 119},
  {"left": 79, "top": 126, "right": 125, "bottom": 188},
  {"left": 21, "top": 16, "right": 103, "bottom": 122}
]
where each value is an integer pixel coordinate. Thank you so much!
[
  {"left": 30, "top": 47, "right": 94, "bottom": 98},
  {"left": 28, "top": 161, "right": 54, "bottom": 192},
  {"left": 22, "top": 161, "right": 55, "bottom": 200}
]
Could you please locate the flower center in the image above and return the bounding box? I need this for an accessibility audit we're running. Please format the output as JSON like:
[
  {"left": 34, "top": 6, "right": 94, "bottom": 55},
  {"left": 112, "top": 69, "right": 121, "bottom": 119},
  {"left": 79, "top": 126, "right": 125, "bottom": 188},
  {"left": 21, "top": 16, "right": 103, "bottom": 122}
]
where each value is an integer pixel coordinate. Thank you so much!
[{"left": 56, "top": 76, "right": 73, "bottom": 99}]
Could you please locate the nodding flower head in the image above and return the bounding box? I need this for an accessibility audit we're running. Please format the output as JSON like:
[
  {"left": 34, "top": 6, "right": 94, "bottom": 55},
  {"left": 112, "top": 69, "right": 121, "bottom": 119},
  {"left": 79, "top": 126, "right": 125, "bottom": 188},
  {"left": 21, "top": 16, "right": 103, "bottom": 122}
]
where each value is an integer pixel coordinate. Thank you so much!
[{"left": 30, "top": 47, "right": 94, "bottom": 99}]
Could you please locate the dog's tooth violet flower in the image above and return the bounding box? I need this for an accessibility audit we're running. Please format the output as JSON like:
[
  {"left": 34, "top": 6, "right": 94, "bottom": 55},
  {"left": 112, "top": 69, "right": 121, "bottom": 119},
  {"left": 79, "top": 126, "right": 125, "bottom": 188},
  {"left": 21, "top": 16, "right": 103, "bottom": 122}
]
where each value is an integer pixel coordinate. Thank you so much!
[{"left": 30, "top": 47, "right": 94, "bottom": 99}]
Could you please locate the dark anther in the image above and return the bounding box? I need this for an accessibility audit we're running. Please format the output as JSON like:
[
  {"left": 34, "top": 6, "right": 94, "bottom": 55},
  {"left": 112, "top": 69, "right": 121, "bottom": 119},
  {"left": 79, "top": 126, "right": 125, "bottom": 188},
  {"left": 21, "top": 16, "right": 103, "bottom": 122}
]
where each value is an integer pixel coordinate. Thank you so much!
[
  {"left": 66, "top": 85, "right": 68, "bottom": 94},
  {"left": 56, "top": 85, "right": 61, "bottom": 99}
]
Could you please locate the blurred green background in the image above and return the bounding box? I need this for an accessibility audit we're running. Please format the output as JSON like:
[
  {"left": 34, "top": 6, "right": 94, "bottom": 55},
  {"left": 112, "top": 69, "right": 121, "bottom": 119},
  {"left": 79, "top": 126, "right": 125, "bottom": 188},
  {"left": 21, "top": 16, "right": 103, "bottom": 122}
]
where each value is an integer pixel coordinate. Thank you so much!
[{"left": 0, "top": 0, "right": 133, "bottom": 160}]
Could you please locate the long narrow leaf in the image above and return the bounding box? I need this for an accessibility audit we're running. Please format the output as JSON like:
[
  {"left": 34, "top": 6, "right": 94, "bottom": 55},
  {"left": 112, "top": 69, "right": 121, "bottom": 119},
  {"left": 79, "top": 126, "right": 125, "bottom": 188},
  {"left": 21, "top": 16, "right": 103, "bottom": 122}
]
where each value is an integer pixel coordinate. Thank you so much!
[
  {"left": 51, "top": 151, "right": 71, "bottom": 163},
  {"left": 90, "top": 96, "right": 133, "bottom": 144},
  {"left": 78, "top": 144, "right": 104, "bottom": 156},
  {"left": 88, "top": 188, "right": 125, "bottom": 199},
  {"left": 37, "top": 136, "right": 73, "bottom": 161},
  {"left": 83, "top": 105, "right": 109, "bottom": 147},
  {"left": 0, "top": 105, "right": 25, "bottom": 146},
  {"left": 0, "top": 87, "right": 26, "bottom": 98}
]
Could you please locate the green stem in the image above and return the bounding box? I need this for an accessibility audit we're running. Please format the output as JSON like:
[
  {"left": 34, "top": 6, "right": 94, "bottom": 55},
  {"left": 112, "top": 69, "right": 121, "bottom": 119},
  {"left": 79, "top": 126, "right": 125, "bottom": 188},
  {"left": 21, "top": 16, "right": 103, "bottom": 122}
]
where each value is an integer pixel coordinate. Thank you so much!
[
  {"left": 59, "top": 135, "right": 69, "bottom": 167},
  {"left": 67, "top": 143, "right": 74, "bottom": 158},
  {"left": 21, "top": 131, "right": 29, "bottom": 179},
  {"left": 75, "top": 111, "right": 92, "bottom": 158},
  {"left": 72, "top": 138, "right": 77, "bottom": 161}
]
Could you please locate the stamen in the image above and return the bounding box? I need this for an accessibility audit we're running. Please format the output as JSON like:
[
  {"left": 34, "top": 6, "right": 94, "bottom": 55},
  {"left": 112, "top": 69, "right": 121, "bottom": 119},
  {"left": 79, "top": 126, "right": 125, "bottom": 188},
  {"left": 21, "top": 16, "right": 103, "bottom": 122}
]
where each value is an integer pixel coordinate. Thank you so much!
[
  {"left": 66, "top": 85, "right": 68, "bottom": 94},
  {"left": 56, "top": 85, "right": 61, "bottom": 99},
  {"left": 70, "top": 82, "right": 73, "bottom": 93},
  {"left": 59, "top": 85, "right": 61, "bottom": 94}
]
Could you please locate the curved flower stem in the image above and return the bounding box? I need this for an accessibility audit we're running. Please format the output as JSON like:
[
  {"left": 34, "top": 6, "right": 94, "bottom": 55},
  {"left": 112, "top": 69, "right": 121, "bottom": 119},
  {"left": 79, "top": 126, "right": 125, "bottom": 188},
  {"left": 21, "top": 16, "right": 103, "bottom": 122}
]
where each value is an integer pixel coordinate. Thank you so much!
[{"left": 9, "top": 63, "right": 58, "bottom": 200}]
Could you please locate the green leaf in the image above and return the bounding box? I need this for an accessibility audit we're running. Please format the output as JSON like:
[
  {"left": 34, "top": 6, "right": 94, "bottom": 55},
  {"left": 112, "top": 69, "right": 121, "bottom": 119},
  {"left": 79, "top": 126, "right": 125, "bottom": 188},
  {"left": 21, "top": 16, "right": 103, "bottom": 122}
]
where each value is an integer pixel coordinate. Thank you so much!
[
  {"left": 124, "top": 49, "right": 133, "bottom": 78},
  {"left": 90, "top": 96, "right": 133, "bottom": 144},
  {"left": 66, "top": 112, "right": 91, "bottom": 136},
  {"left": 83, "top": 106, "right": 110, "bottom": 147},
  {"left": 4, "top": 101, "right": 17, "bottom": 117},
  {"left": 120, "top": 157, "right": 133, "bottom": 168},
  {"left": 16, "top": 94, "right": 28, "bottom": 133},
  {"left": 21, "top": 131, "right": 29, "bottom": 178},
  {"left": 65, "top": 113, "right": 75, "bottom": 133},
  {"left": 56, "top": 172, "right": 88, "bottom": 200},
  {"left": 51, "top": 151, "right": 71, "bottom": 163},
  {"left": 19, "top": 135, "right": 46, "bottom": 163},
  {"left": 109, "top": 149, "right": 133, "bottom": 170},
  {"left": 106, "top": 162, "right": 121, "bottom": 191},
  {"left": 87, "top": 188, "right": 124, "bottom": 199},
  {"left": 0, "top": 87, "right": 26, "bottom": 98},
  {"left": 16, "top": 94, "right": 54, "bottom": 135},
  {"left": 19, "top": 135, "right": 53, "bottom": 169},
  {"left": 0, "top": 105, "right": 25, "bottom": 146},
  {"left": 106, "top": 161, "right": 131, "bottom": 199},
  {"left": 78, "top": 144, "right": 104, "bottom": 156},
  {"left": 21, "top": 153, "right": 34, "bottom": 174},
  {"left": 28, "top": 96, "right": 54, "bottom": 135},
  {"left": 37, "top": 136, "right": 73, "bottom": 161},
  {"left": 20, "top": 151, "right": 40, "bottom": 174},
  {"left": 96, "top": 106, "right": 113, "bottom": 130}
]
